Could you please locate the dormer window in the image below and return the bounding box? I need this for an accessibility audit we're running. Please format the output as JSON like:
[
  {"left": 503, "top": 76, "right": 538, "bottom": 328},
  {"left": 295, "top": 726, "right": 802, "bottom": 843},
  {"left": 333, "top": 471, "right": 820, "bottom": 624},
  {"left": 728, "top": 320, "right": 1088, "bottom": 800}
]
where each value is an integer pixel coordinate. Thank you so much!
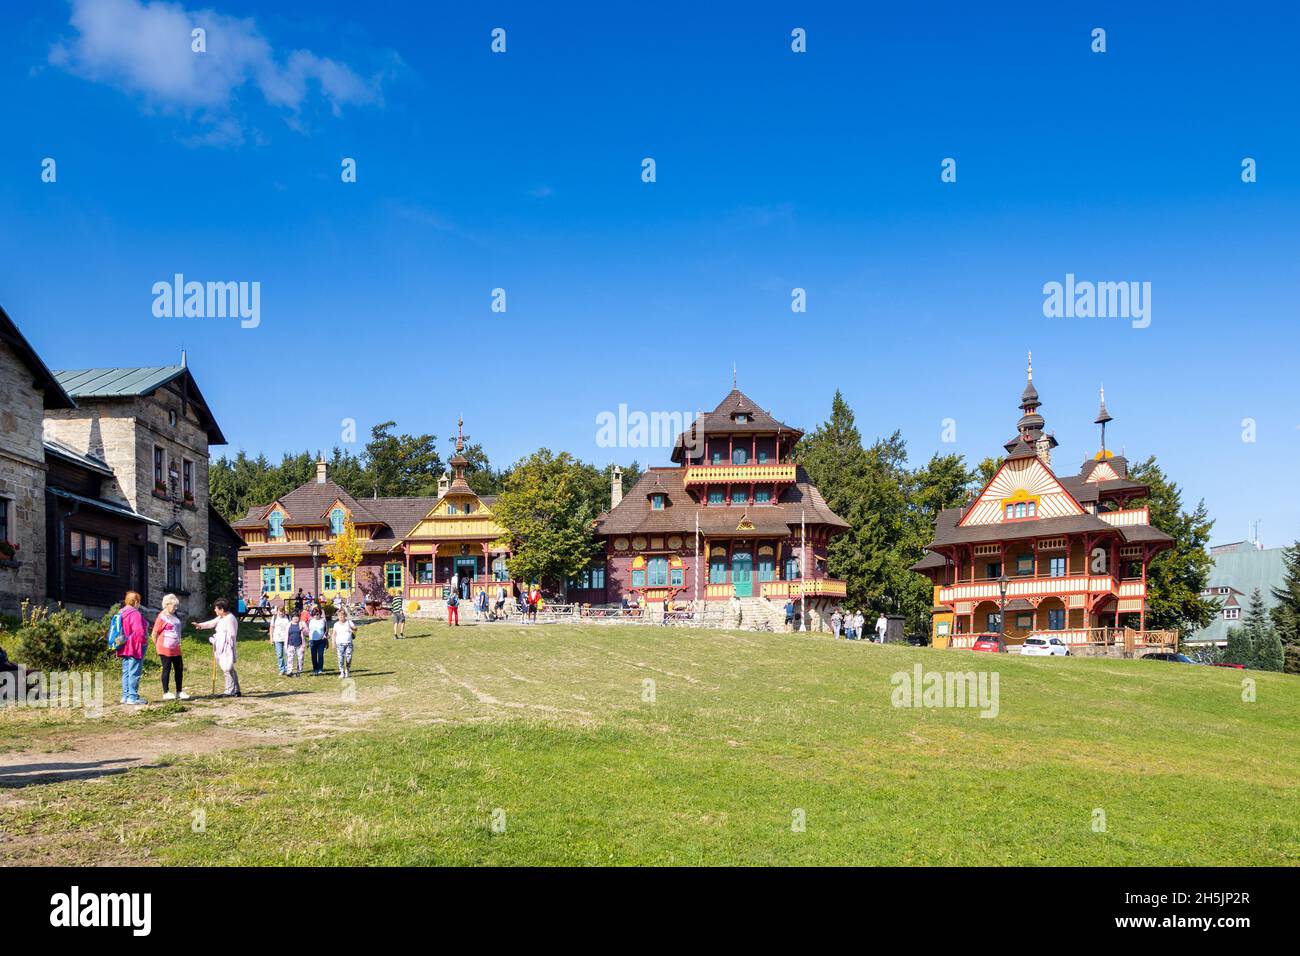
[
  {"left": 1223, "top": 607, "right": 1240, "bottom": 621},
  {"left": 1003, "top": 495, "right": 1038, "bottom": 520},
  {"left": 268, "top": 512, "right": 284, "bottom": 538},
  {"left": 329, "top": 508, "right": 345, "bottom": 535},
  {"left": 735, "top": 413, "right": 750, "bottom": 423},
  {"left": 651, "top": 494, "right": 666, "bottom": 511}
]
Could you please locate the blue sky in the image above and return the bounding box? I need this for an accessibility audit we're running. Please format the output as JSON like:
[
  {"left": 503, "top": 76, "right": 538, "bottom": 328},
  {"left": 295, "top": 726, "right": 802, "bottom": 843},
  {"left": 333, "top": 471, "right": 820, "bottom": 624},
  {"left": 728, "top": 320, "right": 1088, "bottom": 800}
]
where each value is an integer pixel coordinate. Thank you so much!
[{"left": 2, "top": 0, "right": 1298, "bottom": 545}]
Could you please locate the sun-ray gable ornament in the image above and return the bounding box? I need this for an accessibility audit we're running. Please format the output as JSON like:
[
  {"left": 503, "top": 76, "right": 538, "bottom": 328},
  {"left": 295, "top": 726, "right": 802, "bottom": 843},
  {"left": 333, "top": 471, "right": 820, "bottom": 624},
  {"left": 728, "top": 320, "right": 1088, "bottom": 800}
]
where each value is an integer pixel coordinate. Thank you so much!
[{"left": 959, "top": 455, "right": 1086, "bottom": 526}]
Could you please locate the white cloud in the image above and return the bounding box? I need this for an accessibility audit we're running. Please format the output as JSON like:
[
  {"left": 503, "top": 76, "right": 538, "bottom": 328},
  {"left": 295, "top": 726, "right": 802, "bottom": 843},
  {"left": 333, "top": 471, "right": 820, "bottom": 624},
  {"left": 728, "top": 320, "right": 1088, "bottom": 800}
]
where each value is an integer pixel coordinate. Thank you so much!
[{"left": 50, "top": 0, "right": 383, "bottom": 140}]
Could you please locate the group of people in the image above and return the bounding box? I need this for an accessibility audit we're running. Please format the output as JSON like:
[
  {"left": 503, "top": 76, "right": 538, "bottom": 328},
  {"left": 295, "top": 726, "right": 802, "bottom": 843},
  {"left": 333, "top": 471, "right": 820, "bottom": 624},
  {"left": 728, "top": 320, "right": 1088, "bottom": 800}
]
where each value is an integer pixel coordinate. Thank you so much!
[
  {"left": 112, "top": 590, "right": 226, "bottom": 704},
  {"left": 829, "top": 608, "right": 889, "bottom": 642},
  {"left": 444, "top": 585, "right": 537, "bottom": 626},
  {"left": 266, "top": 605, "right": 356, "bottom": 678},
  {"left": 108, "top": 590, "right": 366, "bottom": 705}
]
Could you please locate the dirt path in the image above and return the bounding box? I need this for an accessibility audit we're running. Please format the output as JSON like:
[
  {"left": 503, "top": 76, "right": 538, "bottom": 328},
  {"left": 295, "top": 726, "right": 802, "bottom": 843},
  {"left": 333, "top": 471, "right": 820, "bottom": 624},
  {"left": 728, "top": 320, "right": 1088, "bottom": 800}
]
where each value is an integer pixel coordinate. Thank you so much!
[{"left": 0, "top": 678, "right": 403, "bottom": 803}]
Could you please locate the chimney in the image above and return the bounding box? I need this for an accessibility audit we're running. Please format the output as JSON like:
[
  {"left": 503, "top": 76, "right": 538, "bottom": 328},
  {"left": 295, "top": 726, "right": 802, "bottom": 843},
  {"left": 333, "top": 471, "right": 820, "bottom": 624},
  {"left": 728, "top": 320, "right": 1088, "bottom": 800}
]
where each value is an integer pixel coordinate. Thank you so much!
[
  {"left": 315, "top": 454, "right": 328, "bottom": 484},
  {"left": 1035, "top": 436, "right": 1053, "bottom": 469},
  {"left": 611, "top": 466, "right": 624, "bottom": 508},
  {"left": 437, "top": 472, "right": 451, "bottom": 497}
]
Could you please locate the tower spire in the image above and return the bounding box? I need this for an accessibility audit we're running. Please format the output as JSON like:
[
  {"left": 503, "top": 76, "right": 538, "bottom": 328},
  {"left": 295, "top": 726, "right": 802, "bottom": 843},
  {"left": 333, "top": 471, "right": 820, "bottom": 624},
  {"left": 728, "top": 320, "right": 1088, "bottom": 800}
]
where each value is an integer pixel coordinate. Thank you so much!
[
  {"left": 732, "top": 363, "right": 737, "bottom": 390},
  {"left": 1094, "top": 384, "right": 1113, "bottom": 456}
]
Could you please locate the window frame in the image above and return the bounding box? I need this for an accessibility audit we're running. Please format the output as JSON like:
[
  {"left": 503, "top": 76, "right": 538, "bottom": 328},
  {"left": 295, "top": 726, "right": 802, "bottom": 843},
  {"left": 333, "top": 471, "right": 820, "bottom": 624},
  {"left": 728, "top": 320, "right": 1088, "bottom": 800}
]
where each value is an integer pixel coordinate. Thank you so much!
[{"left": 166, "top": 541, "right": 185, "bottom": 591}]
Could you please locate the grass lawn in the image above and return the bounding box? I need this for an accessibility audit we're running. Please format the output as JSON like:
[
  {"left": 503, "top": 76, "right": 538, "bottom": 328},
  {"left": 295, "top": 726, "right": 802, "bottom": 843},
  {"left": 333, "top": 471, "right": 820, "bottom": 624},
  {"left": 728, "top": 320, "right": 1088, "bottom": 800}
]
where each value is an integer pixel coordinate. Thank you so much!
[{"left": 1, "top": 619, "right": 1297, "bottom": 865}]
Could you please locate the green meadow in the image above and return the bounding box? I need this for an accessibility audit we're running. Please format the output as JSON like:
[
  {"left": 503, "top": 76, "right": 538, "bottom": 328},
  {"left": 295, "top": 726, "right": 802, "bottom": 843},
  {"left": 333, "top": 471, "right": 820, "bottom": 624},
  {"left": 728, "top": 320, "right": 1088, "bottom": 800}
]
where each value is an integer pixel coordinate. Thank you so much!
[{"left": 1, "top": 619, "right": 1296, "bottom": 865}]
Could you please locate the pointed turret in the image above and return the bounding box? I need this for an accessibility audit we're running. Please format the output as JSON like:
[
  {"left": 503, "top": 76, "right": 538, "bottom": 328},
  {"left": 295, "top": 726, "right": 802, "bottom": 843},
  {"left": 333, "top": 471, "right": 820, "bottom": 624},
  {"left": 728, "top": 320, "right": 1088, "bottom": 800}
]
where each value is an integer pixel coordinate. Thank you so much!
[
  {"left": 447, "top": 417, "right": 474, "bottom": 494},
  {"left": 1095, "top": 384, "right": 1113, "bottom": 457},
  {"left": 1004, "top": 352, "right": 1058, "bottom": 466}
]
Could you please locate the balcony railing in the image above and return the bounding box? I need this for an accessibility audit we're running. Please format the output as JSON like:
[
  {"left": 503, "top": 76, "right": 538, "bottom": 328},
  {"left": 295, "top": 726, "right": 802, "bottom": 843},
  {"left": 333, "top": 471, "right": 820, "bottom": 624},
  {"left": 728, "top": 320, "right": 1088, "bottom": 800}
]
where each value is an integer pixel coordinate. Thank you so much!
[
  {"left": 940, "top": 627, "right": 1177, "bottom": 650},
  {"left": 761, "top": 578, "right": 847, "bottom": 598},
  {"left": 1098, "top": 507, "right": 1150, "bottom": 527},
  {"left": 682, "top": 463, "right": 797, "bottom": 486},
  {"left": 937, "top": 574, "right": 1143, "bottom": 605}
]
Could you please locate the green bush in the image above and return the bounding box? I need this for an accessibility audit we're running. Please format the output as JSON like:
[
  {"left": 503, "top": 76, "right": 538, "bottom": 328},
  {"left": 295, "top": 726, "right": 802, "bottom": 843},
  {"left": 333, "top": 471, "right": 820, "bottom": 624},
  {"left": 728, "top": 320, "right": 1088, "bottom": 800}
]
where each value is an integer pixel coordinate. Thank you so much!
[
  {"left": 52, "top": 608, "right": 112, "bottom": 667},
  {"left": 13, "top": 605, "right": 115, "bottom": 670},
  {"left": 15, "top": 618, "right": 64, "bottom": 671}
]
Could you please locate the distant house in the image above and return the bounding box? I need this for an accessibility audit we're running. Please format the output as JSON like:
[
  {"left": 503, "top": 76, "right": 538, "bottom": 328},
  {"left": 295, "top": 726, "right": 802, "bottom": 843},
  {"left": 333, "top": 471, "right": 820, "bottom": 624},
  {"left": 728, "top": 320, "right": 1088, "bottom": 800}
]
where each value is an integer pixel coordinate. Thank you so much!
[
  {"left": 1185, "top": 541, "right": 1287, "bottom": 649},
  {"left": 235, "top": 421, "right": 511, "bottom": 610},
  {"left": 43, "top": 358, "right": 227, "bottom": 618},
  {"left": 0, "top": 306, "right": 75, "bottom": 615}
]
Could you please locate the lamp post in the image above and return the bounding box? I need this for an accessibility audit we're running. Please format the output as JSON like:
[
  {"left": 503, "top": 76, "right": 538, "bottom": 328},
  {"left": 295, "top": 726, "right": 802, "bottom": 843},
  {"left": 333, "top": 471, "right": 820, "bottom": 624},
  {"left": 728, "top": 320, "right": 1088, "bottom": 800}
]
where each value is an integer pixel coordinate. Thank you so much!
[
  {"left": 997, "top": 573, "right": 1009, "bottom": 651},
  {"left": 309, "top": 538, "right": 322, "bottom": 604}
]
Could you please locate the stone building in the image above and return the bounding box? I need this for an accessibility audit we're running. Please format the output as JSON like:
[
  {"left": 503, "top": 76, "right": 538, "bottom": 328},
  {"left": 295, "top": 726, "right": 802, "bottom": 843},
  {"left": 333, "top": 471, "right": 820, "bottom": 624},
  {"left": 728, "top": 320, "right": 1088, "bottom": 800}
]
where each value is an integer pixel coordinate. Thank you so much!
[
  {"left": 43, "top": 357, "right": 227, "bottom": 618},
  {"left": 0, "top": 306, "right": 75, "bottom": 616}
]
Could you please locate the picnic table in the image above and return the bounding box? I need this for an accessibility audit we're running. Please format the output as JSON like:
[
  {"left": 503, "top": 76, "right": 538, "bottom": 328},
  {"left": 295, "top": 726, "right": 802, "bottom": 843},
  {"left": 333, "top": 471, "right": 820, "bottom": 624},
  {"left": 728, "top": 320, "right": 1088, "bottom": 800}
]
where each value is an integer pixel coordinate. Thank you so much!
[{"left": 241, "top": 605, "right": 273, "bottom": 624}]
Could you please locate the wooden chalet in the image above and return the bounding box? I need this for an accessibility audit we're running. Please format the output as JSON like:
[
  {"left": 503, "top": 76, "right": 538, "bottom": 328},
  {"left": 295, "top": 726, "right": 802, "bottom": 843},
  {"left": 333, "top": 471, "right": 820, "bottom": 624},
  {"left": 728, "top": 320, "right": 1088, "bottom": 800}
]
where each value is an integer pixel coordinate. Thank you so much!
[
  {"left": 912, "top": 357, "right": 1177, "bottom": 653},
  {"left": 235, "top": 420, "right": 512, "bottom": 608},
  {"left": 586, "top": 385, "right": 849, "bottom": 608}
]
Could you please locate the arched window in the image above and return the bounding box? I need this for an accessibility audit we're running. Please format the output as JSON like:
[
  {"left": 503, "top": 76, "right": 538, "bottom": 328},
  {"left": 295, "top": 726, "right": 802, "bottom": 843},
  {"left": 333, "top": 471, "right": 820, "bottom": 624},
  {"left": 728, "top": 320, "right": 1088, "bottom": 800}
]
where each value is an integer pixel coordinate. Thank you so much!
[
  {"left": 732, "top": 447, "right": 748, "bottom": 465},
  {"left": 329, "top": 508, "right": 345, "bottom": 535}
]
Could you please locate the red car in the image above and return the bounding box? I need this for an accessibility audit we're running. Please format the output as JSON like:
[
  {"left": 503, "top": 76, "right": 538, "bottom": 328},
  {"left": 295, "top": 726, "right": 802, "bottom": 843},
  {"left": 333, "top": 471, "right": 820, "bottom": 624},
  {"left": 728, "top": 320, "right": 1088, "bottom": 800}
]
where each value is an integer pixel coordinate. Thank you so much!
[{"left": 971, "top": 635, "right": 1004, "bottom": 653}]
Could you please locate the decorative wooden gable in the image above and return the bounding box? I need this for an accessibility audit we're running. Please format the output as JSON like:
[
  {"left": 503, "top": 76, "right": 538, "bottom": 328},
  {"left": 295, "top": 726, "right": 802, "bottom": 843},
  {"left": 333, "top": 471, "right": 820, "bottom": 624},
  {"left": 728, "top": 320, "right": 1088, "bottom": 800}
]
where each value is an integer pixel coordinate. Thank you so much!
[
  {"left": 959, "top": 456, "right": 1085, "bottom": 527},
  {"left": 403, "top": 493, "right": 505, "bottom": 541},
  {"left": 1086, "top": 460, "right": 1121, "bottom": 483}
]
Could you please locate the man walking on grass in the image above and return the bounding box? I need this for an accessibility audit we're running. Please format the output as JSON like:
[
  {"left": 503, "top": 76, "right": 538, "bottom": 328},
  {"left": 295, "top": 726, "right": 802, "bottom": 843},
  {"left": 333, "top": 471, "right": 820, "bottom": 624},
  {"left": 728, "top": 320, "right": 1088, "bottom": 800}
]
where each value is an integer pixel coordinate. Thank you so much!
[{"left": 391, "top": 593, "right": 406, "bottom": 639}]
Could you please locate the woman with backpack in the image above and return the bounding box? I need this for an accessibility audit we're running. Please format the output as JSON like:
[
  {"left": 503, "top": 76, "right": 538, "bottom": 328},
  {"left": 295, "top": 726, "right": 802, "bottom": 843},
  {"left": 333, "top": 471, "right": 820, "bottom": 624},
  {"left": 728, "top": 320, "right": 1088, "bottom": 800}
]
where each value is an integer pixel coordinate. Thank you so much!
[
  {"left": 151, "top": 593, "right": 189, "bottom": 700},
  {"left": 114, "top": 591, "right": 149, "bottom": 706}
]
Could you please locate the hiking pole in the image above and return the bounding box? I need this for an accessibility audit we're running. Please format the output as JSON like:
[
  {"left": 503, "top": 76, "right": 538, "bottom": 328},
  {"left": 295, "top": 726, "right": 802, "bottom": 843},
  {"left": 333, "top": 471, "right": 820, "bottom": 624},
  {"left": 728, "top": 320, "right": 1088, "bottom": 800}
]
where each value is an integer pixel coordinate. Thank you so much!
[{"left": 210, "top": 653, "right": 217, "bottom": 696}]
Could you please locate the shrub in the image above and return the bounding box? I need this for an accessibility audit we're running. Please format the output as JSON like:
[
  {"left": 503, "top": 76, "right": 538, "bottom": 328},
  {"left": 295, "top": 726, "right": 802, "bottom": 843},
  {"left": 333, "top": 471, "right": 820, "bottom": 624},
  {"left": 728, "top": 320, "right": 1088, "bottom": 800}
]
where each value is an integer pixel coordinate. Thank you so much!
[
  {"left": 53, "top": 608, "right": 112, "bottom": 667},
  {"left": 13, "top": 605, "right": 115, "bottom": 670},
  {"left": 15, "top": 618, "right": 63, "bottom": 671}
]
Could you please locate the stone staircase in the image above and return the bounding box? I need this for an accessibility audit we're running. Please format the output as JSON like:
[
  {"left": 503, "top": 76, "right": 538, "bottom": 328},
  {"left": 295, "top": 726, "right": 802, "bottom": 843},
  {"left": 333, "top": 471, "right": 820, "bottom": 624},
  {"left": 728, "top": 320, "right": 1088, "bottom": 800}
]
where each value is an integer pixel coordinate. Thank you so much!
[{"left": 733, "top": 596, "right": 790, "bottom": 631}]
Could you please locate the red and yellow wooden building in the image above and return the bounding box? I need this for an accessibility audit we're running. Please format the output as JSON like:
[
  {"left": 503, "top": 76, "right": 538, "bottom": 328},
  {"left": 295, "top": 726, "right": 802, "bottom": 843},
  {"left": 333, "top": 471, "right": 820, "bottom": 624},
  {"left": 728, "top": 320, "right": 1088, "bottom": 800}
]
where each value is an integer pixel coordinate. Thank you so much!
[{"left": 912, "top": 359, "right": 1176, "bottom": 651}]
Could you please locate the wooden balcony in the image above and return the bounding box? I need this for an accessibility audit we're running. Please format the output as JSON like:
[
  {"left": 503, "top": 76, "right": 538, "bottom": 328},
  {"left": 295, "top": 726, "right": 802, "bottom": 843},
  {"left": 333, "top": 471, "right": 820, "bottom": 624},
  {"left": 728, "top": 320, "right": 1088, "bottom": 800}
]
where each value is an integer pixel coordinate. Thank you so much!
[
  {"left": 937, "top": 574, "right": 1143, "bottom": 605},
  {"left": 940, "top": 627, "right": 1177, "bottom": 651},
  {"left": 682, "top": 463, "right": 797, "bottom": 486},
  {"left": 761, "top": 578, "right": 847, "bottom": 599},
  {"left": 1098, "top": 506, "right": 1150, "bottom": 527}
]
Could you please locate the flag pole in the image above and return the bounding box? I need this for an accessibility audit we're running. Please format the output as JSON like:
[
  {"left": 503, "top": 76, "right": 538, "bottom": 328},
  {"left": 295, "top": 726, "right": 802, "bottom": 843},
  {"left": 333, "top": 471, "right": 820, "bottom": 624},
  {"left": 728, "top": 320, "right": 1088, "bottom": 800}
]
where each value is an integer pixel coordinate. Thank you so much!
[
  {"left": 799, "top": 507, "right": 807, "bottom": 632},
  {"left": 694, "top": 511, "right": 700, "bottom": 612}
]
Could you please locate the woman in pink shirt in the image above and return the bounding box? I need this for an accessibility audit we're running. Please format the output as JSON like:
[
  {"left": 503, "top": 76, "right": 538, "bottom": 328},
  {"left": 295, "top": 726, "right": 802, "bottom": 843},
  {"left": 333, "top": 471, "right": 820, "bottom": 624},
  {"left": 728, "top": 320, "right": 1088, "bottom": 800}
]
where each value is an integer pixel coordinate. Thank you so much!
[
  {"left": 151, "top": 593, "right": 189, "bottom": 700},
  {"left": 115, "top": 591, "right": 149, "bottom": 705}
]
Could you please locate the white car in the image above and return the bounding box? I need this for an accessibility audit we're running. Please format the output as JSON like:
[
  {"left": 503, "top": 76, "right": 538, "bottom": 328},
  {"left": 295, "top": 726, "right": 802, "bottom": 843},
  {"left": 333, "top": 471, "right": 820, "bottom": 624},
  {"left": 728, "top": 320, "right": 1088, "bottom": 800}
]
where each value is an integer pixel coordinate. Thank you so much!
[{"left": 1020, "top": 636, "right": 1070, "bottom": 657}]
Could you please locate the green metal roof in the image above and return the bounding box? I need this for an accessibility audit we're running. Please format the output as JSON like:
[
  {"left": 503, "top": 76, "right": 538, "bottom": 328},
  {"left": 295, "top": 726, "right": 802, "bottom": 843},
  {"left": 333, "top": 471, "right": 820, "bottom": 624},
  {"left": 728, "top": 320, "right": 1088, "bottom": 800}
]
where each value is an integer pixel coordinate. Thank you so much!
[
  {"left": 54, "top": 366, "right": 186, "bottom": 398},
  {"left": 1186, "top": 542, "right": 1288, "bottom": 645},
  {"left": 52, "top": 364, "right": 227, "bottom": 445}
]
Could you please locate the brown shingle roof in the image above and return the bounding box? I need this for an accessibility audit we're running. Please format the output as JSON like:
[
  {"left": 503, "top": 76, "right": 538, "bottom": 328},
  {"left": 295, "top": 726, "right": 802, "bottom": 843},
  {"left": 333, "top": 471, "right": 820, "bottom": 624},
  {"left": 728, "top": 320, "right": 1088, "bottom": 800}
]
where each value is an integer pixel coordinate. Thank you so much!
[
  {"left": 232, "top": 478, "right": 383, "bottom": 529},
  {"left": 671, "top": 388, "right": 804, "bottom": 462},
  {"left": 595, "top": 465, "right": 848, "bottom": 538}
]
